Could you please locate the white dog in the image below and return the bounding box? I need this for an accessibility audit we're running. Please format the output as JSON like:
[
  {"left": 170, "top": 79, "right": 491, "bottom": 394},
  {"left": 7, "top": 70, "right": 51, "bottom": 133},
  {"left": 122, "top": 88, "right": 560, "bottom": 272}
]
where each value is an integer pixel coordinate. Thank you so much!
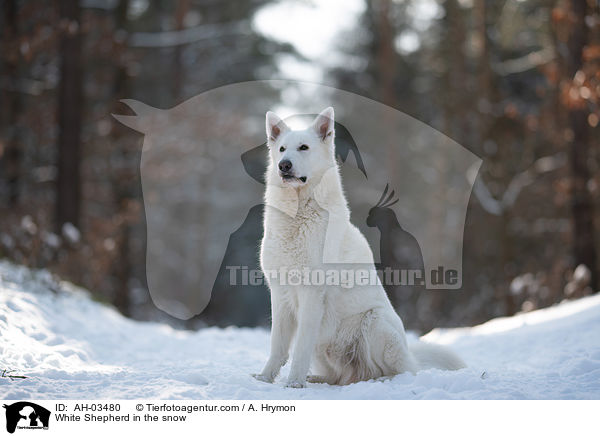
[{"left": 255, "top": 107, "right": 465, "bottom": 388}]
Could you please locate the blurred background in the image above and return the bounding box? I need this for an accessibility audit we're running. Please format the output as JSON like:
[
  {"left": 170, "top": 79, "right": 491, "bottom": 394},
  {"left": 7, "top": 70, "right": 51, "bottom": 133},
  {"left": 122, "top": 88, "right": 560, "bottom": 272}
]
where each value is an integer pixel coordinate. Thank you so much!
[{"left": 0, "top": 0, "right": 598, "bottom": 333}]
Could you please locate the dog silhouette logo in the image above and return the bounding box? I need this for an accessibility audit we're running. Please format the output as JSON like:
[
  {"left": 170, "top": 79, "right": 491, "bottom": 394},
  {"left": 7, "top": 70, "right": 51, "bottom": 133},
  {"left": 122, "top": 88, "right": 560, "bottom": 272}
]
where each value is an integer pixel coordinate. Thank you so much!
[{"left": 3, "top": 402, "right": 50, "bottom": 433}]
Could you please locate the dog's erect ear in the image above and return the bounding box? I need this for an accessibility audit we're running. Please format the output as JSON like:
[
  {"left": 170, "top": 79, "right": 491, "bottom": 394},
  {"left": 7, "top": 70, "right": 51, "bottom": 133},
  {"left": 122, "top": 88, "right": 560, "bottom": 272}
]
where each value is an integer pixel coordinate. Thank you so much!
[
  {"left": 266, "top": 111, "right": 289, "bottom": 143},
  {"left": 312, "top": 107, "right": 335, "bottom": 142}
]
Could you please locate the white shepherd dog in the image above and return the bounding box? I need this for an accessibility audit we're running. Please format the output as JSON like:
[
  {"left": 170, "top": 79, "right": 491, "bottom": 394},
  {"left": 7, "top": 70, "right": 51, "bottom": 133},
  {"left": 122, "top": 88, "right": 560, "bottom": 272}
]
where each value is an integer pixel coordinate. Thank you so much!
[{"left": 255, "top": 107, "right": 465, "bottom": 388}]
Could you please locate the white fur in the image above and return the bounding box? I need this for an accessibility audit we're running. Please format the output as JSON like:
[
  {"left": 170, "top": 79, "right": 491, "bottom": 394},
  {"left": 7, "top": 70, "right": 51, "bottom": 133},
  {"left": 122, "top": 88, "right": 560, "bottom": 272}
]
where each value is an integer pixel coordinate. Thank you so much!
[{"left": 255, "top": 108, "right": 465, "bottom": 388}]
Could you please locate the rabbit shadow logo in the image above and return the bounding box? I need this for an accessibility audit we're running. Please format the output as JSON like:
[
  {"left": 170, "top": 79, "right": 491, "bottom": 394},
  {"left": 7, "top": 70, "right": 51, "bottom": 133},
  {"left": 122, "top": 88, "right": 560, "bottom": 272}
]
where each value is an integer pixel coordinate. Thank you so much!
[
  {"left": 200, "top": 114, "right": 424, "bottom": 326},
  {"left": 3, "top": 402, "right": 50, "bottom": 434}
]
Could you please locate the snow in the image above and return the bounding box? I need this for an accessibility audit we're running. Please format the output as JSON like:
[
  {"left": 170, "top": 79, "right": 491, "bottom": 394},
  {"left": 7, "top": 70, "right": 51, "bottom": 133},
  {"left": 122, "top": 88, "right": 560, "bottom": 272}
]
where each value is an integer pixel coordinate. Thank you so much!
[
  {"left": 61, "top": 223, "right": 81, "bottom": 244},
  {"left": 1, "top": 260, "right": 599, "bottom": 399}
]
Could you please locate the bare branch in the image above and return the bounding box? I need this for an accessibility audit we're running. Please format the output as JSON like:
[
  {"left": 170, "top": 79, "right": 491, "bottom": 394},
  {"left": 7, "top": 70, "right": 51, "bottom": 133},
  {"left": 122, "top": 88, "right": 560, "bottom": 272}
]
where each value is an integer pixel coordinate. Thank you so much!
[
  {"left": 0, "top": 76, "right": 52, "bottom": 95},
  {"left": 128, "top": 21, "right": 250, "bottom": 48},
  {"left": 472, "top": 177, "right": 503, "bottom": 216},
  {"left": 492, "top": 47, "right": 555, "bottom": 75},
  {"left": 472, "top": 152, "right": 567, "bottom": 215}
]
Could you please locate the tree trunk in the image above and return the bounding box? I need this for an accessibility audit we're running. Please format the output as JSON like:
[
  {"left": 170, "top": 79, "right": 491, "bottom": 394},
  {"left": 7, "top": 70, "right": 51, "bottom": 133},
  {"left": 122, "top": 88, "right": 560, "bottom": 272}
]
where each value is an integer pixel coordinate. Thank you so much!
[
  {"left": 2, "top": 0, "right": 22, "bottom": 206},
  {"left": 374, "top": 0, "right": 396, "bottom": 108},
  {"left": 111, "top": 0, "right": 132, "bottom": 316},
  {"left": 56, "top": 0, "right": 83, "bottom": 229},
  {"left": 173, "top": 0, "right": 190, "bottom": 101},
  {"left": 567, "top": 0, "right": 597, "bottom": 291},
  {"left": 441, "top": 0, "right": 468, "bottom": 144}
]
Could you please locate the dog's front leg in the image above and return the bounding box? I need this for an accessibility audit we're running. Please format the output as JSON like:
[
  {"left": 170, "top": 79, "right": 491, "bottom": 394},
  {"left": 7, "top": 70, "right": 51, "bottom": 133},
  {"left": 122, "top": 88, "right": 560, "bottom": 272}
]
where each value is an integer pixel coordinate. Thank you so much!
[
  {"left": 255, "top": 291, "right": 296, "bottom": 383},
  {"left": 286, "top": 289, "right": 324, "bottom": 388}
]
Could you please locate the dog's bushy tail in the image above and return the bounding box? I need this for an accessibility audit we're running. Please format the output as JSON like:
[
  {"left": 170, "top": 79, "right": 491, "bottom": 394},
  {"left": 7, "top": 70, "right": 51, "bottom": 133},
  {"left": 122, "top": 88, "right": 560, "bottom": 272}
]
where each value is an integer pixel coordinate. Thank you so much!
[{"left": 409, "top": 341, "right": 466, "bottom": 371}]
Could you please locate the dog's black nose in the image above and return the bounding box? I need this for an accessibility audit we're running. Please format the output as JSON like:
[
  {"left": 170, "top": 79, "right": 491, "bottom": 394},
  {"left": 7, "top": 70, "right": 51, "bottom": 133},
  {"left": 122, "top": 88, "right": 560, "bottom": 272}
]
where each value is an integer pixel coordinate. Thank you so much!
[{"left": 278, "top": 159, "right": 293, "bottom": 173}]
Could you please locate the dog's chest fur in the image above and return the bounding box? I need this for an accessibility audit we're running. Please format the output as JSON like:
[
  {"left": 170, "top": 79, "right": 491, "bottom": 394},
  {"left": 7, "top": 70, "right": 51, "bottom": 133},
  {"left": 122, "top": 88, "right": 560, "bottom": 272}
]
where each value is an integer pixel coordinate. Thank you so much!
[{"left": 262, "top": 196, "right": 329, "bottom": 271}]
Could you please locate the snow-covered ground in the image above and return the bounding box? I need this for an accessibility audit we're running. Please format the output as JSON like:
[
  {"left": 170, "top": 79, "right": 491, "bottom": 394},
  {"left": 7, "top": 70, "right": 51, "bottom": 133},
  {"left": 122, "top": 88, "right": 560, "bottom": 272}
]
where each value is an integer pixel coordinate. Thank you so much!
[{"left": 1, "top": 260, "right": 599, "bottom": 399}]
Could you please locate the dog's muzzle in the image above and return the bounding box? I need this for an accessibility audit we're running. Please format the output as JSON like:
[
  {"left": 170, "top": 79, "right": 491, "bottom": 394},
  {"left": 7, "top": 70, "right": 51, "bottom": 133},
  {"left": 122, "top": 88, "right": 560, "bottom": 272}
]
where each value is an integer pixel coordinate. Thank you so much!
[{"left": 279, "top": 171, "right": 307, "bottom": 184}]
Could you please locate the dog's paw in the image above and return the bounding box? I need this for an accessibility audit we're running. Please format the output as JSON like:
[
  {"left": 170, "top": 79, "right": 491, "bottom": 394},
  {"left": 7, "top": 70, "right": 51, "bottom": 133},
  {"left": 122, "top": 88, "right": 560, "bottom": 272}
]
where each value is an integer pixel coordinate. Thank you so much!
[
  {"left": 285, "top": 379, "right": 306, "bottom": 389},
  {"left": 252, "top": 373, "right": 274, "bottom": 383}
]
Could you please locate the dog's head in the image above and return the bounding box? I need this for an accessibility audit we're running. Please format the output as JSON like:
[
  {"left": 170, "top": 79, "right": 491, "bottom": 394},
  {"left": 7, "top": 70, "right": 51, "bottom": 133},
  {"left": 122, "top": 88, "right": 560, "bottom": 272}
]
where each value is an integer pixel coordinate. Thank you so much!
[{"left": 265, "top": 107, "right": 336, "bottom": 188}]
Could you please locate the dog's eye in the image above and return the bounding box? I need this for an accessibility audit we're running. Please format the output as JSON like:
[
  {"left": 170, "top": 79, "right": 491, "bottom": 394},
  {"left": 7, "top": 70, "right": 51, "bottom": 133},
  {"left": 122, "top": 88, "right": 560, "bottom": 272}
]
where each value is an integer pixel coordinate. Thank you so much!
[
  {"left": 279, "top": 146, "right": 285, "bottom": 152},
  {"left": 298, "top": 144, "right": 309, "bottom": 151}
]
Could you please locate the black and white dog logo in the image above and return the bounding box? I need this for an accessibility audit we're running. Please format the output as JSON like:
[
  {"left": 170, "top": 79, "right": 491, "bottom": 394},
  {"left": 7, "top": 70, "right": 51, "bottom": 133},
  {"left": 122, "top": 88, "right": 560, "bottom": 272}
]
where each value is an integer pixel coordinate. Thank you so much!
[{"left": 3, "top": 402, "right": 50, "bottom": 434}]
